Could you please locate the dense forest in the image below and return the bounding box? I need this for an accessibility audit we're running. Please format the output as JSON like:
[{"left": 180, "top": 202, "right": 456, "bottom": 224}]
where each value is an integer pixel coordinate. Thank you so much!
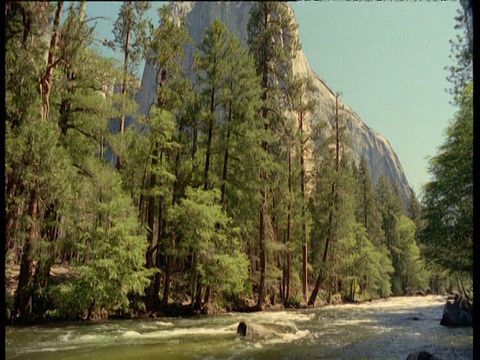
[{"left": 5, "top": 1, "right": 473, "bottom": 324}]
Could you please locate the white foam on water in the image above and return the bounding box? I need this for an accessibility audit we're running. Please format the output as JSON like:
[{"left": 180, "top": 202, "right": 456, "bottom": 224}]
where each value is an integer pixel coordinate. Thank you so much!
[
  {"left": 57, "top": 333, "right": 114, "bottom": 346},
  {"left": 330, "top": 318, "right": 374, "bottom": 326},
  {"left": 78, "top": 334, "right": 103, "bottom": 341},
  {"left": 154, "top": 321, "right": 174, "bottom": 326},
  {"left": 249, "top": 311, "right": 315, "bottom": 324},
  {"left": 120, "top": 325, "right": 234, "bottom": 341},
  {"left": 325, "top": 295, "right": 446, "bottom": 311},
  {"left": 121, "top": 330, "right": 141, "bottom": 337},
  {"left": 20, "top": 345, "right": 82, "bottom": 354},
  {"left": 265, "top": 329, "right": 311, "bottom": 345},
  {"left": 58, "top": 331, "right": 74, "bottom": 342},
  {"left": 225, "top": 322, "right": 241, "bottom": 331},
  {"left": 139, "top": 324, "right": 159, "bottom": 330},
  {"left": 138, "top": 321, "right": 173, "bottom": 330}
]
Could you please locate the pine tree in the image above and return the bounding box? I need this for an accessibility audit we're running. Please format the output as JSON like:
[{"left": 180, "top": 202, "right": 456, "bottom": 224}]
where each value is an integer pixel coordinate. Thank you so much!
[
  {"left": 140, "top": 5, "right": 193, "bottom": 311},
  {"left": 247, "top": 1, "right": 300, "bottom": 310},
  {"left": 194, "top": 20, "right": 231, "bottom": 191},
  {"left": 376, "top": 175, "right": 428, "bottom": 295},
  {"left": 285, "top": 74, "right": 317, "bottom": 302},
  {"left": 353, "top": 156, "right": 391, "bottom": 295},
  {"left": 420, "top": 83, "right": 473, "bottom": 276},
  {"left": 107, "top": 1, "right": 151, "bottom": 171},
  {"left": 168, "top": 188, "right": 250, "bottom": 310},
  {"left": 191, "top": 19, "right": 265, "bottom": 310},
  {"left": 407, "top": 189, "right": 424, "bottom": 232},
  {"left": 308, "top": 93, "right": 351, "bottom": 305},
  {"left": 393, "top": 216, "right": 428, "bottom": 294},
  {"left": 420, "top": 0, "right": 473, "bottom": 284}
]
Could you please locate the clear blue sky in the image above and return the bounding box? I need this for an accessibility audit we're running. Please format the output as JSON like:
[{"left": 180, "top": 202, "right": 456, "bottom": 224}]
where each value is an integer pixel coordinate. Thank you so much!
[{"left": 86, "top": 1, "right": 461, "bottom": 197}]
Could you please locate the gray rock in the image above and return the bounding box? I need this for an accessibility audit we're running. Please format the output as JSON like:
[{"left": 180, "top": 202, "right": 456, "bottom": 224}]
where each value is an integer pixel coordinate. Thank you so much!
[
  {"left": 236, "top": 321, "right": 284, "bottom": 339},
  {"left": 440, "top": 297, "right": 473, "bottom": 327},
  {"left": 406, "top": 351, "right": 441, "bottom": 360}
]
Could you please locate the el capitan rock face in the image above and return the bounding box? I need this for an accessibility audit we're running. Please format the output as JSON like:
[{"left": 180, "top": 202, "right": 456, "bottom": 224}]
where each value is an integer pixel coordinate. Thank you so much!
[{"left": 135, "top": 1, "right": 413, "bottom": 204}]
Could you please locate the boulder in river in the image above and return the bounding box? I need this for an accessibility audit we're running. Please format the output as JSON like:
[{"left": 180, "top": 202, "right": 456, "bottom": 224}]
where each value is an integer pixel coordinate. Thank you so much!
[
  {"left": 406, "top": 351, "right": 441, "bottom": 360},
  {"left": 236, "top": 321, "right": 284, "bottom": 339},
  {"left": 439, "top": 296, "right": 473, "bottom": 327}
]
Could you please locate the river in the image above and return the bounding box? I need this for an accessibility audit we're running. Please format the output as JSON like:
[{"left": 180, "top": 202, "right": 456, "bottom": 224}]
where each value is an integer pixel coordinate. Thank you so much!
[{"left": 5, "top": 295, "right": 473, "bottom": 360}]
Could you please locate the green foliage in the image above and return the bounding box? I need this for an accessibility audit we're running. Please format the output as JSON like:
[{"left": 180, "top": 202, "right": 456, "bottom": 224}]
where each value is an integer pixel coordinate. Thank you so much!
[
  {"left": 147, "top": 5, "right": 192, "bottom": 111},
  {"left": 169, "top": 187, "right": 250, "bottom": 295},
  {"left": 445, "top": 0, "right": 472, "bottom": 100},
  {"left": 339, "top": 222, "right": 393, "bottom": 298},
  {"left": 5, "top": 2, "right": 53, "bottom": 131},
  {"left": 48, "top": 162, "right": 153, "bottom": 319},
  {"left": 375, "top": 177, "right": 428, "bottom": 295},
  {"left": 391, "top": 216, "right": 429, "bottom": 294},
  {"left": 355, "top": 156, "right": 385, "bottom": 245},
  {"left": 247, "top": 1, "right": 304, "bottom": 307},
  {"left": 420, "top": 83, "right": 473, "bottom": 276},
  {"left": 110, "top": 1, "right": 151, "bottom": 73},
  {"left": 247, "top": 2, "right": 300, "bottom": 89}
]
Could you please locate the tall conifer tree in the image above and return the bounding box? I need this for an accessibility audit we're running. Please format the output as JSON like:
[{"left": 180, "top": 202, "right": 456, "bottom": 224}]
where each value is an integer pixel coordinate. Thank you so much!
[
  {"left": 247, "top": 1, "right": 300, "bottom": 310},
  {"left": 108, "top": 1, "right": 151, "bottom": 170}
]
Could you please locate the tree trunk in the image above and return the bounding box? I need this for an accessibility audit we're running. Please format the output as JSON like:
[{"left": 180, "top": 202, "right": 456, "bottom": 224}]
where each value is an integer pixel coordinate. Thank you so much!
[
  {"left": 40, "top": 1, "right": 64, "bottom": 120},
  {"left": 308, "top": 269, "right": 324, "bottom": 306},
  {"left": 286, "top": 151, "right": 292, "bottom": 303},
  {"left": 255, "top": 3, "right": 271, "bottom": 312},
  {"left": 308, "top": 94, "right": 341, "bottom": 306},
  {"left": 327, "top": 279, "right": 332, "bottom": 304},
  {"left": 116, "top": 0, "right": 132, "bottom": 171},
  {"left": 78, "top": 0, "right": 86, "bottom": 22},
  {"left": 286, "top": 243, "right": 292, "bottom": 300},
  {"left": 256, "top": 190, "right": 267, "bottom": 310},
  {"left": 162, "top": 256, "right": 171, "bottom": 306},
  {"left": 191, "top": 113, "right": 198, "bottom": 162},
  {"left": 256, "top": 90, "right": 269, "bottom": 310},
  {"left": 5, "top": 175, "right": 21, "bottom": 256},
  {"left": 59, "top": 1, "right": 82, "bottom": 138},
  {"left": 14, "top": 188, "right": 38, "bottom": 322},
  {"left": 151, "top": 196, "right": 164, "bottom": 311},
  {"left": 145, "top": 146, "right": 158, "bottom": 312},
  {"left": 298, "top": 111, "right": 309, "bottom": 302},
  {"left": 350, "top": 279, "right": 356, "bottom": 302},
  {"left": 203, "top": 285, "right": 211, "bottom": 306},
  {"left": 308, "top": 209, "right": 334, "bottom": 306},
  {"left": 193, "top": 274, "right": 203, "bottom": 311},
  {"left": 220, "top": 98, "right": 232, "bottom": 205},
  {"left": 270, "top": 286, "right": 276, "bottom": 305},
  {"left": 32, "top": 258, "right": 53, "bottom": 315},
  {"left": 204, "top": 84, "right": 216, "bottom": 191}
]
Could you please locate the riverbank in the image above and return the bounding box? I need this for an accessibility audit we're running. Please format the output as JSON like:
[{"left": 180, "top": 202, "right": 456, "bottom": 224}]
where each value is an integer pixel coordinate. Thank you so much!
[{"left": 4, "top": 262, "right": 467, "bottom": 326}]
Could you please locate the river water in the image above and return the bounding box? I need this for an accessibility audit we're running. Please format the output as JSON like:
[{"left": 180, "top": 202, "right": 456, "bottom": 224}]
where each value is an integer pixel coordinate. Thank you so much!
[{"left": 5, "top": 295, "right": 473, "bottom": 360}]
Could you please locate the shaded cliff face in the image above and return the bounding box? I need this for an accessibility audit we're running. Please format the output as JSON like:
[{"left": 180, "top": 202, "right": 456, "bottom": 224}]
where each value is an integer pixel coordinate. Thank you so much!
[{"left": 135, "top": 1, "right": 412, "bottom": 204}]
